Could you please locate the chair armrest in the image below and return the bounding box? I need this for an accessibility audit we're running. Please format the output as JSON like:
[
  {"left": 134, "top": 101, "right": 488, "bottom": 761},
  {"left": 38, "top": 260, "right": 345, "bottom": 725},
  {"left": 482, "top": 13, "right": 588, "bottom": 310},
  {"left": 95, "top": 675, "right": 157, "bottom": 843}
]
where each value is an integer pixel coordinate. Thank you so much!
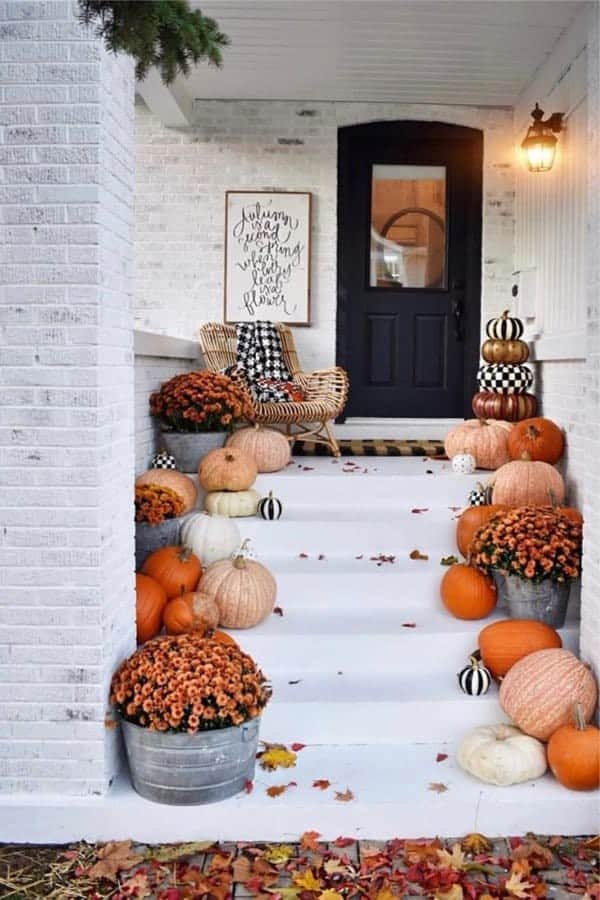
[{"left": 295, "top": 367, "right": 349, "bottom": 409}]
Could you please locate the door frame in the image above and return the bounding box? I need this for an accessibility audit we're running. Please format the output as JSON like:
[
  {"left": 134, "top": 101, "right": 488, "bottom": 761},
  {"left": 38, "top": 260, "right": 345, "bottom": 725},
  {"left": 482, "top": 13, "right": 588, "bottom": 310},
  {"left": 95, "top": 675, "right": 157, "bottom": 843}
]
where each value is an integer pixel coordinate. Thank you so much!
[{"left": 336, "top": 120, "right": 483, "bottom": 421}]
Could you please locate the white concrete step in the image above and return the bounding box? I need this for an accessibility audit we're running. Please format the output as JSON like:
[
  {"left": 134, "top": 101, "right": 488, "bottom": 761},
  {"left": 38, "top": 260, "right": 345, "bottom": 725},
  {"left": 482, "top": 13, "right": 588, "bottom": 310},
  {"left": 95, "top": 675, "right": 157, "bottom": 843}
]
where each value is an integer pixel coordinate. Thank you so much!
[{"left": 4, "top": 742, "right": 596, "bottom": 843}]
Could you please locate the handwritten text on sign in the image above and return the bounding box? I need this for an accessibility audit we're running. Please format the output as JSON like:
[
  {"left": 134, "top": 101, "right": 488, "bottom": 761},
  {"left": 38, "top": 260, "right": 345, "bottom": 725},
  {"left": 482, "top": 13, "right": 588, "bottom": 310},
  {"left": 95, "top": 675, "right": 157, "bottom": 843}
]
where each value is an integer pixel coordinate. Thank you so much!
[{"left": 225, "top": 193, "right": 311, "bottom": 323}]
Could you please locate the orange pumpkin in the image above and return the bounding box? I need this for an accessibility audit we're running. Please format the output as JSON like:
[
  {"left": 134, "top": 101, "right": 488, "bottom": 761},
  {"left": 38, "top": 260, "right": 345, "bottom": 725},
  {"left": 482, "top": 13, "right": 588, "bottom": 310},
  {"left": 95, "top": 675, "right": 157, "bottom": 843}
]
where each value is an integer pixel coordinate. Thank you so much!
[
  {"left": 491, "top": 454, "right": 565, "bottom": 507},
  {"left": 135, "top": 469, "right": 197, "bottom": 514},
  {"left": 444, "top": 419, "right": 513, "bottom": 470},
  {"left": 547, "top": 704, "right": 600, "bottom": 791},
  {"left": 507, "top": 417, "right": 564, "bottom": 464},
  {"left": 163, "top": 591, "right": 219, "bottom": 635},
  {"left": 198, "top": 447, "right": 257, "bottom": 492},
  {"left": 456, "top": 505, "right": 508, "bottom": 558},
  {"left": 478, "top": 619, "right": 562, "bottom": 679},
  {"left": 208, "top": 629, "right": 238, "bottom": 647},
  {"left": 135, "top": 573, "right": 167, "bottom": 644},
  {"left": 440, "top": 564, "right": 497, "bottom": 620},
  {"left": 499, "top": 649, "right": 598, "bottom": 741},
  {"left": 141, "top": 545, "right": 202, "bottom": 599},
  {"left": 557, "top": 507, "right": 583, "bottom": 525}
]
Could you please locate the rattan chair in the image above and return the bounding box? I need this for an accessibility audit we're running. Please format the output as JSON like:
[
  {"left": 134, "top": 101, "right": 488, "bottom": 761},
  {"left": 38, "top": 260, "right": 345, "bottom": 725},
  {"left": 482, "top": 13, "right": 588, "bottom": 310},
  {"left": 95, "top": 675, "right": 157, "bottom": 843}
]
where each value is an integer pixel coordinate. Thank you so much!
[{"left": 199, "top": 323, "right": 349, "bottom": 456}]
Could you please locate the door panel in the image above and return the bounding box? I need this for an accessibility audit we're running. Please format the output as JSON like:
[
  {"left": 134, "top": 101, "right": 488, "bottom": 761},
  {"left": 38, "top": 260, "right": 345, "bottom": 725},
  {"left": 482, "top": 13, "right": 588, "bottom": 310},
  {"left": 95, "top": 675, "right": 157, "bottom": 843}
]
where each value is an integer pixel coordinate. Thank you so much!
[{"left": 337, "top": 121, "right": 482, "bottom": 419}]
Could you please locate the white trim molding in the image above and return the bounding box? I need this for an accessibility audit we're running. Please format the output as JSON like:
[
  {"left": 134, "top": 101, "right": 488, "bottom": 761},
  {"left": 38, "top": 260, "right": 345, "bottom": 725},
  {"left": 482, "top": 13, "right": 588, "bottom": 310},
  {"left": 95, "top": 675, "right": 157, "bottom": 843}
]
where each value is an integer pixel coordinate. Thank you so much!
[
  {"left": 134, "top": 329, "right": 200, "bottom": 361},
  {"left": 531, "top": 330, "right": 587, "bottom": 361}
]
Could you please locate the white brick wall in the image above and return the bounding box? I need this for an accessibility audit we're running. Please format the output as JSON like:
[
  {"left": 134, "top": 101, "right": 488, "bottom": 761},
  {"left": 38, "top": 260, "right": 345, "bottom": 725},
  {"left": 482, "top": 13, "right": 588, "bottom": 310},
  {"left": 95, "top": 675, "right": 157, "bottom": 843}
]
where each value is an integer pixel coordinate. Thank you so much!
[
  {"left": 0, "top": 1, "right": 136, "bottom": 795},
  {"left": 134, "top": 100, "right": 515, "bottom": 369}
]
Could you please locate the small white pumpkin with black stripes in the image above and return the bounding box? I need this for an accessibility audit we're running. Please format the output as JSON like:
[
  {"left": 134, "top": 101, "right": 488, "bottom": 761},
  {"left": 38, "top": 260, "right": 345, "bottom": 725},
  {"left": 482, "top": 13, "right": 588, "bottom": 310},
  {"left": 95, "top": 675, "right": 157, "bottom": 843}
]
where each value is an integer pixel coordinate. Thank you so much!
[
  {"left": 257, "top": 491, "right": 283, "bottom": 521},
  {"left": 485, "top": 309, "right": 524, "bottom": 341},
  {"left": 458, "top": 654, "right": 492, "bottom": 696}
]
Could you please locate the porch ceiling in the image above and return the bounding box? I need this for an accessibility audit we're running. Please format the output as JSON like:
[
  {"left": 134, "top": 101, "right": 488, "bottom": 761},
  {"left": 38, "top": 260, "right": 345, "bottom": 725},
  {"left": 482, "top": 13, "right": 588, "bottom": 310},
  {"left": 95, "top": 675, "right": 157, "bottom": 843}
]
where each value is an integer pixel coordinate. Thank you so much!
[{"left": 180, "top": 0, "right": 586, "bottom": 107}]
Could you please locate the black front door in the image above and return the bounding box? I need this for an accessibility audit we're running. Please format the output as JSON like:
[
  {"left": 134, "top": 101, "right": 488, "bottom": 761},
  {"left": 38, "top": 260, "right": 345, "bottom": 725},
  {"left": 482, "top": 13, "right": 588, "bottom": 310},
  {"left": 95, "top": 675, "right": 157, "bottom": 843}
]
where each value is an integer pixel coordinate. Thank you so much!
[{"left": 337, "top": 121, "right": 483, "bottom": 419}]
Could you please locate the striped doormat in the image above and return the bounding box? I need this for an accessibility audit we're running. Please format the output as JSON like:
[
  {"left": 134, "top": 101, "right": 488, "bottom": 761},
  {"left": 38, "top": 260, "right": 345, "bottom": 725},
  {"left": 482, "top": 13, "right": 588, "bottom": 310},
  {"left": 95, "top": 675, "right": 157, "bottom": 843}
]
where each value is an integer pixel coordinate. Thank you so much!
[{"left": 292, "top": 438, "right": 447, "bottom": 457}]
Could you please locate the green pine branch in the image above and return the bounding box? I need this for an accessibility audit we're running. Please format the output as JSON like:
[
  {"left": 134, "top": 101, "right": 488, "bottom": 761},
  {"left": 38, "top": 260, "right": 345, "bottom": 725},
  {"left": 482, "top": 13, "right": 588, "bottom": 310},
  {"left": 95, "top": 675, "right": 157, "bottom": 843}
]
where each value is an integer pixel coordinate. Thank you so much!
[{"left": 78, "top": 0, "right": 229, "bottom": 83}]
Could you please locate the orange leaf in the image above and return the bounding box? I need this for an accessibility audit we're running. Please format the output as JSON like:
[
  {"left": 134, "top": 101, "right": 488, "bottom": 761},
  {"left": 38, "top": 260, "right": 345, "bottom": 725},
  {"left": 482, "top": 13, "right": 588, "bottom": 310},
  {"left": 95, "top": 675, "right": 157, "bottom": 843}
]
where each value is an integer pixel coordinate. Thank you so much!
[
  {"left": 428, "top": 782, "right": 448, "bottom": 793},
  {"left": 312, "top": 779, "right": 331, "bottom": 790},
  {"left": 409, "top": 549, "right": 429, "bottom": 561},
  {"left": 300, "top": 830, "right": 322, "bottom": 851},
  {"left": 334, "top": 788, "right": 354, "bottom": 802},
  {"left": 266, "top": 781, "right": 297, "bottom": 798},
  {"left": 332, "top": 837, "right": 355, "bottom": 848}
]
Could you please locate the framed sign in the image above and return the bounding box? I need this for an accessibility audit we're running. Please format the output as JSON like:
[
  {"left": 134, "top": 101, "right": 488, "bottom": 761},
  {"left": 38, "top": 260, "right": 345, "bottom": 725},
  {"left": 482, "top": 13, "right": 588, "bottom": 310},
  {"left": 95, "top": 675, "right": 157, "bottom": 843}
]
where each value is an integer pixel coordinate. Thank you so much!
[{"left": 224, "top": 191, "right": 311, "bottom": 325}]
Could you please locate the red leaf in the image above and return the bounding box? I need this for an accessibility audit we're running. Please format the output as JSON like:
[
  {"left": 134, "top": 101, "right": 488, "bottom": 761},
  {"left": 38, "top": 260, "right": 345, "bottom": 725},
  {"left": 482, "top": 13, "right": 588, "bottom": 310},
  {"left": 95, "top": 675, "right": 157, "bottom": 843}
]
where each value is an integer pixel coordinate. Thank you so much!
[
  {"left": 273, "top": 606, "right": 284, "bottom": 616},
  {"left": 411, "top": 508, "right": 429, "bottom": 514},
  {"left": 509, "top": 837, "right": 523, "bottom": 849},
  {"left": 312, "top": 779, "right": 331, "bottom": 790},
  {"left": 244, "top": 779, "right": 254, "bottom": 794},
  {"left": 333, "top": 837, "right": 355, "bottom": 848},
  {"left": 291, "top": 743, "right": 306, "bottom": 752},
  {"left": 402, "top": 622, "right": 417, "bottom": 628},
  {"left": 436, "top": 753, "right": 448, "bottom": 763}
]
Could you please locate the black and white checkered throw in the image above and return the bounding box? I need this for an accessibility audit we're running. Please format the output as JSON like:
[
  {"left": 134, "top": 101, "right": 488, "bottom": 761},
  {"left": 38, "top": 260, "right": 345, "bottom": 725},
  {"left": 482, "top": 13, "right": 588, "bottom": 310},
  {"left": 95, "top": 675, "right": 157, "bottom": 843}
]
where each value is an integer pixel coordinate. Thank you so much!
[{"left": 235, "top": 322, "right": 295, "bottom": 403}]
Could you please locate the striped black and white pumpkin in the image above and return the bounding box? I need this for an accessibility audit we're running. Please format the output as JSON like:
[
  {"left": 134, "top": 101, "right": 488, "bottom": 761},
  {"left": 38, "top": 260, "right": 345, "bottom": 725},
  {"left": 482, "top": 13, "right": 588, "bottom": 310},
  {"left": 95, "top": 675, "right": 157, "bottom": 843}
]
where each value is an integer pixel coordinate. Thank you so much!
[
  {"left": 477, "top": 363, "right": 533, "bottom": 395},
  {"left": 485, "top": 310, "right": 524, "bottom": 341},
  {"left": 458, "top": 655, "right": 492, "bottom": 696},
  {"left": 257, "top": 491, "right": 283, "bottom": 521},
  {"left": 150, "top": 448, "right": 178, "bottom": 470},
  {"left": 468, "top": 482, "right": 493, "bottom": 506}
]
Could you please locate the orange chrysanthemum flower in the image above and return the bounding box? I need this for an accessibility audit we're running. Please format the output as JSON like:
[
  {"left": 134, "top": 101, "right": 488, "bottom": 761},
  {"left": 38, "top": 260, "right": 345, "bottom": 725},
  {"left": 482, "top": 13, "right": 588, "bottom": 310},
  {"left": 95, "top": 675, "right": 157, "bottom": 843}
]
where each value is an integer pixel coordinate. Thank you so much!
[{"left": 150, "top": 370, "right": 254, "bottom": 434}]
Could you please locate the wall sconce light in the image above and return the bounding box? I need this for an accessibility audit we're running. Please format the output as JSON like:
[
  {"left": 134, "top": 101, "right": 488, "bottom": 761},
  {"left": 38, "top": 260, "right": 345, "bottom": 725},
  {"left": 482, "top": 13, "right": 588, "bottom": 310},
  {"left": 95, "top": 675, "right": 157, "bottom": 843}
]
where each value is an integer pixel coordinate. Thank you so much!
[{"left": 521, "top": 103, "right": 564, "bottom": 172}]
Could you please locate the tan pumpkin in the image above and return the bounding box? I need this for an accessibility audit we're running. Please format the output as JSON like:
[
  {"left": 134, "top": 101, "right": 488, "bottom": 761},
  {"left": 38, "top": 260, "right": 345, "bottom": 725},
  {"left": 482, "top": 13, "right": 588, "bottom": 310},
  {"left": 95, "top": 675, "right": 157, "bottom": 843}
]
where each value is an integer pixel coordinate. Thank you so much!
[
  {"left": 481, "top": 339, "right": 530, "bottom": 364},
  {"left": 163, "top": 591, "right": 220, "bottom": 635},
  {"left": 456, "top": 504, "right": 508, "bottom": 558},
  {"left": 499, "top": 648, "right": 598, "bottom": 741},
  {"left": 204, "top": 489, "right": 260, "bottom": 518},
  {"left": 491, "top": 454, "right": 565, "bottom": 507},
  {"left": 198, "top": 447, "right": 257, "bottom": 492},
  {"left": 507, "top": 417, "right": 565, "bottom": 464},
  {"left": 199, "top": 542, "right": 276, "bottom": 628},
  {"left": 444, "top": 419, "right": 513, "bottom": 470},
  {"left": 478, "top": 618, "right": 562, "bottom": 679},
  {"left": 135, "top": 469, "right": 197, "bottom": 514},
  {"left": 226, "top": 425, "right": 291, "bottom": 473}
]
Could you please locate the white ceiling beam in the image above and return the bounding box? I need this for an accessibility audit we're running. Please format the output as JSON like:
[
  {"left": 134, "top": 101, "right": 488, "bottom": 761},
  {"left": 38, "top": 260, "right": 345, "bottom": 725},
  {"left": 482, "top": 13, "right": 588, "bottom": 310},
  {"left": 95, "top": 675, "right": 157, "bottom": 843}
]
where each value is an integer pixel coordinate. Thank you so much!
[{"left": 136, "top": 69, "right": 193, "bottom": 127}]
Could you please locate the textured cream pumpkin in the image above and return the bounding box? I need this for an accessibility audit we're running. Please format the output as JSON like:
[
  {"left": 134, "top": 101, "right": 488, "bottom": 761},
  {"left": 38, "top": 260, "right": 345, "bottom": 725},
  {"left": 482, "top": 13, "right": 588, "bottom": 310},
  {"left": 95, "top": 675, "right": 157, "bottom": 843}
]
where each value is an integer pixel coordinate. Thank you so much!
[
  {"left": 491, "top": 455, "right": 565, "bottom": 506},
  {"left": 135, "top": 469, "right": 197, "bottom": 514},
  {"left": 457, "top": 724, "right": 547, "bottom": 785},
  {"left": 199, "top": 548, "right": 276, "bottom": 628},
  {"left": 226, "top": 425, "right": 291, "bottom": 473},
  {"left": 198, "top": 447, "right": 257, "bottom": 492},
  {"left": 180, "top": 512, "right": 240, "bottom": 566},
  {"left": 444, "top": 419, "right": 513, "bottom": 471},
  {"left": 500, "top": 649, "right": 598, "bottom": 741},
  {"left": 204, "top": 489, "right": 260, "bottom": 518}
]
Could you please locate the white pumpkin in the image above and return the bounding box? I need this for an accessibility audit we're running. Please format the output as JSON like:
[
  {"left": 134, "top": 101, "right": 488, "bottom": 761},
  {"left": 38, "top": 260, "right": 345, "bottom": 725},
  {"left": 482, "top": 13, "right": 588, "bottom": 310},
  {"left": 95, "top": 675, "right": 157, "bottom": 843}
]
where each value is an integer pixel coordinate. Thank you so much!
[
  {"left": 204, "top": 489, "right": 260, "bottom": 518},
  {"left": 451, "top": 452, "right": 476, "bottom": 475},
  {"left": 180, "top": 512, "right": 241, "bottom": 566},
  {"left": 457, "top": 724, "right": 547, "bottom": 786}
]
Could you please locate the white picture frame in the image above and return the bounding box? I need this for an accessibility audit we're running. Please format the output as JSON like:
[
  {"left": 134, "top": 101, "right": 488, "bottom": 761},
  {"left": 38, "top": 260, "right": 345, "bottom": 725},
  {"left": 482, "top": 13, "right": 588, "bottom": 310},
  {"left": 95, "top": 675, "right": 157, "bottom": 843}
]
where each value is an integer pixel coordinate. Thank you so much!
[{"left": 224, "top": 191, "right": 312, "bottom": 325}]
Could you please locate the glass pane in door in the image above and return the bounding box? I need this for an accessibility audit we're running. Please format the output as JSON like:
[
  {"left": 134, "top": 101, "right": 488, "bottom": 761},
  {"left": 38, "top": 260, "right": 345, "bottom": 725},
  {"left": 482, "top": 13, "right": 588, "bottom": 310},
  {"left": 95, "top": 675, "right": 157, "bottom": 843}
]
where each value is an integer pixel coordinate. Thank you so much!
[{"left": 370, "top": 164, "right": 446, "bottom": 289}]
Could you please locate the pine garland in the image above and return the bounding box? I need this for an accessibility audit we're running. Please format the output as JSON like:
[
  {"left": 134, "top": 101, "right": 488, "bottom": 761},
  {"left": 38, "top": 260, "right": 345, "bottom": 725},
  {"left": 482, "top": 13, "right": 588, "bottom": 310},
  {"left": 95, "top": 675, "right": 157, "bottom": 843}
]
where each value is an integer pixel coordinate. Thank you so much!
[{"left": 78, "top": 0, "right": 229, "bottom": 83}]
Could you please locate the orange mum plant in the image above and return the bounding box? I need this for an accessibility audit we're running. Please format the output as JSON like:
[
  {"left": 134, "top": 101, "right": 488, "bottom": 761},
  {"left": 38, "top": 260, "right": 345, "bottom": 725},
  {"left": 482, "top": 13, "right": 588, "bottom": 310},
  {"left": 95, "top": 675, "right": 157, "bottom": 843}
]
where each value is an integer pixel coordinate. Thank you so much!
[
  {"left": 471, "top": 506, "right": 582, "bottom": 584},
  {"left": 135, "top": 483, "right": 185, "bottom": 525},
  {"left": 110, "top": 634, "right": 271, "bottom": 733},
  {"left": 150, "top": 370, "right": 253, "bottom": 433}
]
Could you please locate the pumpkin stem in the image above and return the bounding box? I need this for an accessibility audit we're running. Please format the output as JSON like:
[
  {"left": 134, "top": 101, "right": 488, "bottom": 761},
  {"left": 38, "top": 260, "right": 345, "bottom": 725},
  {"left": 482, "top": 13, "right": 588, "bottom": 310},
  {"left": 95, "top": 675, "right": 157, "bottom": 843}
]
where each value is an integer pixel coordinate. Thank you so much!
[
  {"left": 526, "top": 424, "right": 540, "bottom": 439},
  {"left": 225, "top": 452, "right": 236, "bottom": 462},
  {"left": 233, "top": 538, "right": 251, "bottom": 569},
  {"left": 177, "top": 546, "right": 194, "bottom": 563},
  {"left": 520, "top": 451, "right": 532, "bottom": 462},
  {"left": 573, "top": 703, "right": 587, "bottom": 731}
]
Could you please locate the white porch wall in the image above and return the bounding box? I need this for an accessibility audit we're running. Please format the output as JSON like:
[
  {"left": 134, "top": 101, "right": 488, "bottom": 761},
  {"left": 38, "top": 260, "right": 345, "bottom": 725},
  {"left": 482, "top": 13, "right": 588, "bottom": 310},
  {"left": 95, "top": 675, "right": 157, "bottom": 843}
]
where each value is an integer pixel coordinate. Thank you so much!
[
  {"left": 0, "top": 1, "right": 136, "bottom": 795},
  {"left": 134, "top": 100, "right": 515, "bottom": 369}
]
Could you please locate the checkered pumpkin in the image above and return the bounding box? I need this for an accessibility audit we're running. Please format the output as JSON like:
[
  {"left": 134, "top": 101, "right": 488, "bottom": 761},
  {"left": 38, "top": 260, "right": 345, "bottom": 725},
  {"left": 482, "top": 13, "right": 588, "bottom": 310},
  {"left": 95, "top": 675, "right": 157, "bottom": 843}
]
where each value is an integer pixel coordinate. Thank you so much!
[
  {"left": 150, "top": 449, "right": 178, "bottom": 470},
  {"left": 477, "top": 363, "right": 533, "bottom": 395},
  {"left": 468, "top": 482, "right": 493, "bottom": 506}
]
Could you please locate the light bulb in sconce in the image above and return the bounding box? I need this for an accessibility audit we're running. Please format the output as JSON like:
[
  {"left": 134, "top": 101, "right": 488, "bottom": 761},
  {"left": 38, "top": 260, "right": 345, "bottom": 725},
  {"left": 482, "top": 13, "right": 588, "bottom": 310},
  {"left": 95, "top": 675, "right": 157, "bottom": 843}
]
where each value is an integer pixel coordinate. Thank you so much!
[{"left": 521, "top": 103, "right": 564, "bottom": 172}]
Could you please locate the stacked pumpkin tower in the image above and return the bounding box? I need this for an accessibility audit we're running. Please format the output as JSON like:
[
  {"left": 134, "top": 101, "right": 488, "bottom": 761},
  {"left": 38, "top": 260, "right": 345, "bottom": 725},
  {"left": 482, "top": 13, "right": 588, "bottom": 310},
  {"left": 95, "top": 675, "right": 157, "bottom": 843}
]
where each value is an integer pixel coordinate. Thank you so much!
[{"left": 473, "top": 310, "right": 537, "bottom": 422}]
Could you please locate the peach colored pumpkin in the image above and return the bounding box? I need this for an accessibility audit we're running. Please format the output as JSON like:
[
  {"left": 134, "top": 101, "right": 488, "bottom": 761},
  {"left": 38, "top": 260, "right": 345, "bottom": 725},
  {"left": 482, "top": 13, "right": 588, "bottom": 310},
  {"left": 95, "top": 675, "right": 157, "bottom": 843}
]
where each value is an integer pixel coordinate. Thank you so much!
[
  {"left": 135, "top": 469, "right": 197, "bottom": 514},
  {"left": 226, "top": 425, "right": 291, "bottom": 473},
  {"left": 444, "top": 419, "right": 513, "bottom": 470},
  {"left": 199, "top": 545, "right": 276, "bottom": 629},
  {"left": 491, "top": 454, "right": 565, "bottom": 507},
  {"left": 499, "top": 648, "right": 598, "bottom": 741},
  {"left": 198, "top": 447, "right": 257, "bottom": 492}
]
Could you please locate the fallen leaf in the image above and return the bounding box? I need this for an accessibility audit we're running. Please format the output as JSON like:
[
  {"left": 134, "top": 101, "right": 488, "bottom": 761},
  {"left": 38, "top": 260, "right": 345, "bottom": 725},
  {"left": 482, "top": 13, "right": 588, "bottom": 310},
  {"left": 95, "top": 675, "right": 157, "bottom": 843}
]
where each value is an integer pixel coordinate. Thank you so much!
[
  {"left": 149, "top": 841, "right": 216, "bottom": 862},
  {"left": 332, "top": 836, "right": 355, "bottom": 848},
  {"left": 120, "top": 870, "right": 152, "bottom": 898},
  {"left": 404, "top": 839, "right": 444, "bottom": 863},
  {"left": 266, "top": 781, "right": 297, "bottom": 797},
  {"left": 288, "top": 679, "right": 302, "bottom": 685},
  {"left": 233, "top": 857, "right": 252, "bottom": 882},
  {"left": 318, "top": 554, "right": 326, "bottom": 560},
  {"left": 355, "top": 554, "right": 364, "bottom": 559},
  {"left": 319, "top": 890, "right": 344, "bottom": 900},
  {"left": 402, "top": 622, "right": 417, "bottom": 628},
  {"left": 511, "top": 839, "right": 554, "bottom": 870},
  {"left": 312, "top": 779, "right": 331, "bottom": 790},
  {"left": 411, "top": 508, "right": 429, "bottom": 513},
  {"left": 440, "top": 555, "right": 459, "bottom": 566},
  {"left": 434, "top": 886, "right": 464, "bottom": 900},
  {"left": 370, "top": 553, "right": 396, "bottom": 566},
  {"left": 426, "top": 469, "right": 434, "bottom": 474},
  {"left": 291, "top": 742, "right": 306, "bottom": 751},
  {"left": 437, "top": 844, "right": 467, "bottom": 870},
  {"left": 409, "top": 549, "right": 429, "bottom": 560},
  {"left": 299, "top": 552, "right": 308, "bottom": 558},
  {"left": 436, "top": 752, "right": 449, "bottom": 763},
  {"left": 323, "top": 860, "right": 349, "bottom": 876},
  {"left": 300, "top": 830, "right": 322, "bottom": 851},
  {"left": 244, "top": 779, "right": 254, "bottom": 794},
  {"left": 263, "top": 844, "right": 295, "bottom": 865},
  {"left": 334, "top": 788, "right": 355, "bottom": 802},
  {"left": 292, "top": 870, "right": 323, "bottom": 892},
  {"left": 581, "top": 836, "right": 600, "bottom": 852},
  {"left": 273, "top": 606, "right": 284, "bottom": 616},
  {"left": 375, "top": 887, "right": 397, "bottom": 900},
  {"left": 428, "top": 782, "right": 448, "bottom": 793},
  {"left": 505, "top": 870, "right": 537, "bottom": 898},
  {"left": 87, "top": 840, "right": 144, "bottom": 882},
  {"left": 257, "top": 743, "right": 297, "bottom": 771},
  {"left": 207, "top": 852, "right": 234, "bottom": 872}
]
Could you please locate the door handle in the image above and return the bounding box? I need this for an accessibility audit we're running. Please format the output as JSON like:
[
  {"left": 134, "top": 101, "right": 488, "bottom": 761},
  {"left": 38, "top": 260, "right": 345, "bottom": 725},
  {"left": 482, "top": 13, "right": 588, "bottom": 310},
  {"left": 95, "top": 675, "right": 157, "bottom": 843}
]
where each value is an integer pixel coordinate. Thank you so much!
[{"left": 452, "top": 298, "right": 464, "bottom": 342}]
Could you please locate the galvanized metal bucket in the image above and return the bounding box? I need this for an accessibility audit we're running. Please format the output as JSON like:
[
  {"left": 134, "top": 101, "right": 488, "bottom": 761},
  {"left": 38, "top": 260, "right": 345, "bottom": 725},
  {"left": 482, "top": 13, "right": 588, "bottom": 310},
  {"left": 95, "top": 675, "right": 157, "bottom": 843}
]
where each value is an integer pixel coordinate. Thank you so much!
[
  {"left": 121, "top": 717, "right": 261, "bottom": 805},
  {"left": 160, "top": 431, "right": 225, "bottom": 473},
  {"left": 492, "top": 570, "right": 508, "bottom": 609},
  {"left": 504, "top": 576, "right": 570, "bottom": 628},
  {"left": 135, "top": 516, "right": 182, "bottom": 570}
]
